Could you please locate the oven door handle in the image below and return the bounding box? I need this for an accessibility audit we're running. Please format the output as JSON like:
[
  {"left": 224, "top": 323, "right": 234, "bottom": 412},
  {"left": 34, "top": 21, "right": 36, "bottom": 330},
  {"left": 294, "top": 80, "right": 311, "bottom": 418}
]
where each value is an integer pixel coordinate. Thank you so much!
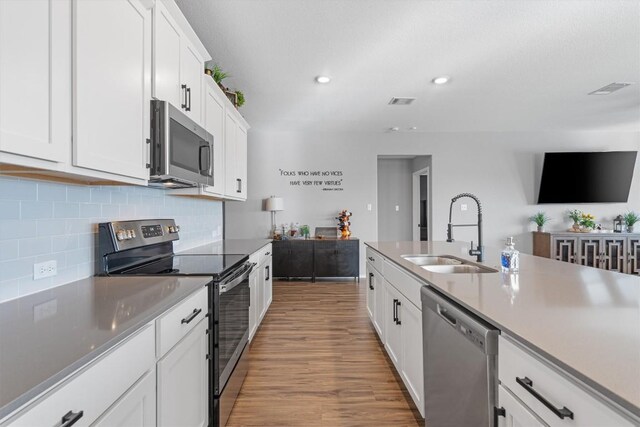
[{"left": 219, "top": 263, "right": 255, "bottom": 294}]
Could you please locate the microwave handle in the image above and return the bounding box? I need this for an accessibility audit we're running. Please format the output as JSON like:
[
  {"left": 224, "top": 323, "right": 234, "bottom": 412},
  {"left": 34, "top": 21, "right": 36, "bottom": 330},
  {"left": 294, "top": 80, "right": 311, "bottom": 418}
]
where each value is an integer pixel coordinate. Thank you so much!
[{"left": 199, "top": 145, "right": 211, "bottom": 174}]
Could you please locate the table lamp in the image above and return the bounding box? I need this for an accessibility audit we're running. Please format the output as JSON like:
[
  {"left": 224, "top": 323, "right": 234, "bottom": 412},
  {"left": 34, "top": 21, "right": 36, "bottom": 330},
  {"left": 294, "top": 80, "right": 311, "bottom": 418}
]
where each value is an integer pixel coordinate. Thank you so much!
[{"left": 265, "top": 196, "right": 284, "bottom": 237}]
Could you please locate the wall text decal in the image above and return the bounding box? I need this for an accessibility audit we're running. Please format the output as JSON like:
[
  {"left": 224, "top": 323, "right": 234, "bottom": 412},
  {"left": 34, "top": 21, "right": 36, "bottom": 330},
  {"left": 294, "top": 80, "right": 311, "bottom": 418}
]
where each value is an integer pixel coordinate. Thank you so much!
[{"left": 278, "top": 169, "right": 344, "bottom": 191}]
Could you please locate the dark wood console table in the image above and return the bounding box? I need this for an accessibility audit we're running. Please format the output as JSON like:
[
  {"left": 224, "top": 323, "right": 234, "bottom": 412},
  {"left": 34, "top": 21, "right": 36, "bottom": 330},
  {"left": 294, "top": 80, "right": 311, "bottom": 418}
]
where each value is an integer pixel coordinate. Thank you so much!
[{"left": 272, "top": 238, "right": 359, "bottom": 281}]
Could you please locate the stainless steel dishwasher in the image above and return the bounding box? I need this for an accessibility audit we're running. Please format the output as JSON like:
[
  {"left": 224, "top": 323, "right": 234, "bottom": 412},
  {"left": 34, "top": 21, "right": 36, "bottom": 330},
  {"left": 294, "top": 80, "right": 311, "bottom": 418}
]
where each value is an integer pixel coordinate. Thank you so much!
[{"left": 421, "top": 285, "right": 499, "bottom": 427}]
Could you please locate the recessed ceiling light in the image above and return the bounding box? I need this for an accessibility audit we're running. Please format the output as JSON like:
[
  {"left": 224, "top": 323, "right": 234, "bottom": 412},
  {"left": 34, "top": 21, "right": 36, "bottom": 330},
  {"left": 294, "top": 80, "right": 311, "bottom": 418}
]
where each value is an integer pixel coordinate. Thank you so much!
[
  {"left": 432, "top": 76, "right": 450, "bottom": 85},
  {"left": 315, "top": 76, "right": 331, "bottom": 84},
  {"left": 390, "top": 127, "right": 400, "bottom": 132},
  {"left": 409, "top": 126, "right": 417, "bottom": 130}
]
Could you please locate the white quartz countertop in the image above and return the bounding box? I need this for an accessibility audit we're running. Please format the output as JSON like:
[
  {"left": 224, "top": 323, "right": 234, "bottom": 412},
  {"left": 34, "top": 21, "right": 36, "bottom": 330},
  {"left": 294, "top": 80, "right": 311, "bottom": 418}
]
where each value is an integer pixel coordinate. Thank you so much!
[{"left": 365, "top": 241, "right": 640, "bottom": 418}]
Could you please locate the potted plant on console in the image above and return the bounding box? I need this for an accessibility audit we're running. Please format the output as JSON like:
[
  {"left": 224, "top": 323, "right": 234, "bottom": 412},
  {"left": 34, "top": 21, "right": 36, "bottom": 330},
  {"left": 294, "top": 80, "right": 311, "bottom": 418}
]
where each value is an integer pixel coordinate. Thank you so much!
[
  {"left": 579, "top": 212, "right": 596, "bottom": 232},
  {"left": 530, "top": 212, "right": 550, "bottom": 232},
  {"left": 623, "top": 211, "right": 639, "bottom": 233},
  {"left": 568, "top": 209, "right": 582, "bottom": 231}
]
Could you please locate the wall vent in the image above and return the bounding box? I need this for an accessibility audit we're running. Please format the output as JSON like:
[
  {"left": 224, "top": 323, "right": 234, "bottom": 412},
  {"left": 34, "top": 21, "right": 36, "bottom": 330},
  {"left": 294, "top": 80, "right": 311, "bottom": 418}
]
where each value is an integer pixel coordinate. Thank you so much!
[
  {"left": 388, "top": 97, "right": 416, "bottom": 105},
  {"left": 588, "top": 82, "right": 633, "bottom": 95}
]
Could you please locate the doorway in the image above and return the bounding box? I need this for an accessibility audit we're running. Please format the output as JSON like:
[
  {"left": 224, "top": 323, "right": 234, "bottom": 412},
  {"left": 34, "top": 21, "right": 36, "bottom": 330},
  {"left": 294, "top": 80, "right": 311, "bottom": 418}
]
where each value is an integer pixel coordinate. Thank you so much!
[
  {"left": 412, "top": 167, "right": 430, "bottom": 241},
  {"left": 376, "top": 155, "right": 431, "bottom": 242}
]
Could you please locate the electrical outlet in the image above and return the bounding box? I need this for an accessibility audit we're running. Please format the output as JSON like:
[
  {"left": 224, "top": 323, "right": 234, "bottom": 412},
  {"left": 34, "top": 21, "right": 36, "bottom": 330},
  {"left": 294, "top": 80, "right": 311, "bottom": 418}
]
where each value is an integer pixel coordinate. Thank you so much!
[
  {"left": 34, "top": 260, "right": 57, "bottom": 280},
  {"left": 367, "top": 204, "right": 372, "bottom": 211},
  {"left": 395, "top": 205, "right": 400, "bottom": 211},
  {"left": 461, "top": 204, "right": 468, "bottom": 211}
]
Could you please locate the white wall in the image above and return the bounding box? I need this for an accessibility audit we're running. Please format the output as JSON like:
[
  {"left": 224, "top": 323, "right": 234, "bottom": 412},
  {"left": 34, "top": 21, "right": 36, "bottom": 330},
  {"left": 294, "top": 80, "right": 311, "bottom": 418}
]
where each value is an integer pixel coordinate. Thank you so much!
[
  {"left": 225, "top": 130, "right": 640, "bottom": 272},
  {"left": 0, "top": 176, "right": 223, "bottom": 302}
]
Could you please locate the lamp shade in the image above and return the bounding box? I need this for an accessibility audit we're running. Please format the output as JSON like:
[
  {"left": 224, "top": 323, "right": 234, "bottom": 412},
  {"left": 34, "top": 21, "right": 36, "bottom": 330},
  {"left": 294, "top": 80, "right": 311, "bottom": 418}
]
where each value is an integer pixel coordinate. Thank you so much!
[{"left": 265, "top": 197, "right": 284, "bottom": 212}]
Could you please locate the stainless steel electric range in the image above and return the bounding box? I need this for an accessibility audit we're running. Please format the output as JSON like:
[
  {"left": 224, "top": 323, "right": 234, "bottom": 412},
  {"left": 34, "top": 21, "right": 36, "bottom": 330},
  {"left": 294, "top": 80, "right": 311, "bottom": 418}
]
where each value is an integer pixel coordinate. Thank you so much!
[{"left": 98, "top": 219, "right": 253, "bottom": 427}]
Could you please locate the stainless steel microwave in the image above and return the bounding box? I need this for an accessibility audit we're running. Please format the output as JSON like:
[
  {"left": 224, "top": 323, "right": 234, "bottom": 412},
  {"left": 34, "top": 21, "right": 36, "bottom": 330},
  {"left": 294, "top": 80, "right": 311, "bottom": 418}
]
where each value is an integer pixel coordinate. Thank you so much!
[{"left": 149, "top": 100, "right": 214, "bottom": 188}]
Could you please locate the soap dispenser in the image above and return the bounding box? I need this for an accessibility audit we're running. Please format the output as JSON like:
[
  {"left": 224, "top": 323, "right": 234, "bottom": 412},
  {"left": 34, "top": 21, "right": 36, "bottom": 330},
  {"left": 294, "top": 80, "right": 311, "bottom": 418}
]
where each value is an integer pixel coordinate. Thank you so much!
[{"left": 501, "top": 237, "right": 520, "bottom": 273}]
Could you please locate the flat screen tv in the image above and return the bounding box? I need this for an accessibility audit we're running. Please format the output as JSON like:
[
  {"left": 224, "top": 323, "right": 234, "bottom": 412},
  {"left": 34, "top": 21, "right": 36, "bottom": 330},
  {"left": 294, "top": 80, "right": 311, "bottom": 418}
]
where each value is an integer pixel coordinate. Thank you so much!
[{"left": 537, "top": 151, "right": 637, "bottom": 203}]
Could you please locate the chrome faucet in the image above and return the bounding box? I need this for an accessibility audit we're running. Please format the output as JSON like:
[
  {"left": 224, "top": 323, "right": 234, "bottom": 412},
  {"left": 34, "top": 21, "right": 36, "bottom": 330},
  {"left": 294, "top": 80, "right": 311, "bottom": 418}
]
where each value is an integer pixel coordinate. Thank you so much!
[{"left": 446, "top": 193, "right": 484, "bottom": 262}]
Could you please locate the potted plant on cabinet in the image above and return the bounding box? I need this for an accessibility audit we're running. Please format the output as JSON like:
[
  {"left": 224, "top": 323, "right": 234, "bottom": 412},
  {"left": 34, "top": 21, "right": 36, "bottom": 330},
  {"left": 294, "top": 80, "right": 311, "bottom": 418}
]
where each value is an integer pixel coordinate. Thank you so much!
[
  {"left": 568, "top": 209, "right": 582, "bottom": 231},
  {"left": 530, "top": 212, "right": 550, "bottom": 232},
  {"left": 623, "top": 211, "right": 639, "bottom": 233}
]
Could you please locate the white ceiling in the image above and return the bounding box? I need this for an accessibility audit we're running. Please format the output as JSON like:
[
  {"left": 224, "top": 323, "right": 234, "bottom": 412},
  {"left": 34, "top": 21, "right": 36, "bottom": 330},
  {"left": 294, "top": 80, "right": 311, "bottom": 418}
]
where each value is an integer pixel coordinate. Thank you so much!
[{"left": 175, "top": 0, "right": 640, "bottom": 133}]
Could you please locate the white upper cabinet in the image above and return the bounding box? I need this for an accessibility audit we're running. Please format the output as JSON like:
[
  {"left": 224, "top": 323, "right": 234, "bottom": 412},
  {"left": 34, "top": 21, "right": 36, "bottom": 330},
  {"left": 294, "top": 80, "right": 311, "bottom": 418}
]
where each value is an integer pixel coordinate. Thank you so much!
[
  {"left": 153, "top": 0, "right": 208, "bottom": 126},
  {"left": 153, "top": 2, "right": 182, "bottom": 108},
  {"left": 203, "top": 79, "right": 226, "bottom": 195},
  {"left": 224, "top": 111, "right": 248, "bottom": 200},
  {"left": 0, "top": 0, "right": 70, "bottom": 162},
  {"left": 73, "top": 0, "right": 152, "bottom": 180}
]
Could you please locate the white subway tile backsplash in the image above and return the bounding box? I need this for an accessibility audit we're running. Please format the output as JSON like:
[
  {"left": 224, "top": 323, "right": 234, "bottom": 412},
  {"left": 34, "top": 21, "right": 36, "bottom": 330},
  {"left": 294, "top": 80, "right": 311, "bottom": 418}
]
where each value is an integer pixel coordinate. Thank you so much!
[
  {"left": 67, "top": 186, "right": 91, "bottom": 202},
  {"left": 19, "top": 237, "right": 52, "bottom": 258},
  {"left": 0, "top": 201, "right": 20, "bottom": 220},
  {"left": 0, "top": 176, "right": 222, "bottom": 302},
  {"left": 21, "top": 201, "right": 54, "bottom": 219},
  {"left": 90, "top": 188, "right": 111, "bottom": 204},
  {"left": 0, "top": 240, "right": 19, "bottom": 261},
  {"left": 0, "top": 219, "right": 37, "bottom": 240},
  {"left": 79, "top": 203, "right": 101, "bottom": 218},
  {"left": 54, "top": 202, "right": 80, "bottom": 219},
  {"left": 37, "top": 182, "right": 68, "bottom": 201},
  {"left": 51, "top": 235, "right": 79, "bottom": 252},
  {"left": 0, "top": 178, "right": 37, "bottom": 200},
  {"left": 37, "top": 219, "right": 69, "bottom": 237}
]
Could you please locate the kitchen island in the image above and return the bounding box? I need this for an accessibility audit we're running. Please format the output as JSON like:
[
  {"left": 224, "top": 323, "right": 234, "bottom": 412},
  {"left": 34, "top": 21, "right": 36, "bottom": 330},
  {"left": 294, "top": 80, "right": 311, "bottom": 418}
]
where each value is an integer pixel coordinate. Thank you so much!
[{"left": 365, "top": 241, "right": 640, "bottom": 424}]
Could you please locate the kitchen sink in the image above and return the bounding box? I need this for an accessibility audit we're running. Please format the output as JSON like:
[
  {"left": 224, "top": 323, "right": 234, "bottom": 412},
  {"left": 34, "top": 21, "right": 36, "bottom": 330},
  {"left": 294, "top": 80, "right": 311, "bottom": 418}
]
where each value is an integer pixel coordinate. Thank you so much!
[
  {"left": 401, "top": 254, "right": 498, "bottom": 274},
  {"left": 421, "top": 264, "right": 497, "bottom": 274},
  {"left": 401, "top": 255, "right": 464, "bottom": 266}
]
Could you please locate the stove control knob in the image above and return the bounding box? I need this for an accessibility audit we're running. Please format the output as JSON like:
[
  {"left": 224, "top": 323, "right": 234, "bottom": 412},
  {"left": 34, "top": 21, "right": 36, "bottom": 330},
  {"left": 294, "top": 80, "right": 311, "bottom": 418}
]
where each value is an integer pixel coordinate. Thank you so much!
[
  {"left": 175, "top": 225, "right": 180, "bottom": 232},
  {"left": 116, "top": 230, "right": 126, "bottom": 241},
  {"left": 168, "top": 225, "right": 180, "bottom": 234},
  {"left": 130, "top": 229, "right": 136, "bottom": 239}
]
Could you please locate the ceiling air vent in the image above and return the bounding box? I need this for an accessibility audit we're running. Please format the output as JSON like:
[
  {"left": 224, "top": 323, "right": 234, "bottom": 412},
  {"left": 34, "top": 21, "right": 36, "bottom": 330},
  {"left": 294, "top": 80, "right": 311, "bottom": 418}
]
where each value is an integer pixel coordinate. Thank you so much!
[
  {"left": 388, "top": 97, "right": 416, "bottom": 105},
  {"left": 588, "top": 82, "right": 633, "bottom": 95}
]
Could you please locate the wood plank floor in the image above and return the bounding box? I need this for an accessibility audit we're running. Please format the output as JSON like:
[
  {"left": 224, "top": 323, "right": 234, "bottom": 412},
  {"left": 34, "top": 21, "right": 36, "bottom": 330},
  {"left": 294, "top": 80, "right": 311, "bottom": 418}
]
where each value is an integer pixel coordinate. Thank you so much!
[{"left": 226, "top": 280, "right": 422, "bottom": 427}]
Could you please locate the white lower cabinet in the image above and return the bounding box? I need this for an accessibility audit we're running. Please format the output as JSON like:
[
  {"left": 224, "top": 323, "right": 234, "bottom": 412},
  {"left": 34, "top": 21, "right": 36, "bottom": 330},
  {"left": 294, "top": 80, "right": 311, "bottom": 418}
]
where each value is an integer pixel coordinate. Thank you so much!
[
  {"left": 93, "top": 369, "right": 157, "bottom": 427},
  {"left": 365, "top": 267, "right": 375, "bottom": 320},
  {"left": 373, "top": 267, "right": 385, "bottom": 341},
  {"left": 499, "top": 335, "right": 636, "bottom": 427},
  {"left": 498, "top": 385, "right": 547, "bottom": 427},
  {"left": 157, "top": 319, "right": 208, "bottom": 427},
  {"left": 398, "top": 296, "right": 423, "bottom": 414},
  {"left": 249, "top": 244, "right": 273, "bottom": 341},
  {"left": 384, "top": 280, "right": 402, "bottom": 370},
  {"left": 249, "top": 266, "right": 259, "bottom": 340},
  {"left": 4, "top": 325, "right": 155, "bottom": 427}
]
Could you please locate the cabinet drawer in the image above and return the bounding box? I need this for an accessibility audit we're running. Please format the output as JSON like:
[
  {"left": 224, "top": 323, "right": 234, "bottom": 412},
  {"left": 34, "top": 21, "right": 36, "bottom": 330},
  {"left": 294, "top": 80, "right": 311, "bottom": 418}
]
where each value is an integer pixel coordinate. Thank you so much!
[
  {"left": 382, "top": 259, "right": 422, "bottom": 309},
  {"left": 6, "top": 325, "right": 155, "bottom": 427},
  {"left": 259, "top": 243, "right": 272, "bottom": 266},
  {"left": 366, "top": 247, "right": 384, "bottom": 273},
  {"left": 499, "top": 336, "right": 635, "bottom": 427},
  {"left": 156, "top": 287, "right": 207, "bottom": 358}
]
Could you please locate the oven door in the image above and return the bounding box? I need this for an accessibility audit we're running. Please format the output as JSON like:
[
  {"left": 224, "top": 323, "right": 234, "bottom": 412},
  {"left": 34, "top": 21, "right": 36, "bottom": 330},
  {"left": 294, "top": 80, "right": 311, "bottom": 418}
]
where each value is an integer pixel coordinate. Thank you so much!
[
  {"left": 217, "top": 263, "right": 252, "bottom": 391},
  {"left": 150, "top": 100, "right": 213, "bottom": 187}
]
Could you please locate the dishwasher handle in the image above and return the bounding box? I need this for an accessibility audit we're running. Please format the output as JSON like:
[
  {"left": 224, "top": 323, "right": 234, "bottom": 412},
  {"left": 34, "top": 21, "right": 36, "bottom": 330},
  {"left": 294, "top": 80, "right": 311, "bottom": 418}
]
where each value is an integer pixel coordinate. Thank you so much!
[{"left": 437, "top": 303, "right": 457, "bottom": 327}]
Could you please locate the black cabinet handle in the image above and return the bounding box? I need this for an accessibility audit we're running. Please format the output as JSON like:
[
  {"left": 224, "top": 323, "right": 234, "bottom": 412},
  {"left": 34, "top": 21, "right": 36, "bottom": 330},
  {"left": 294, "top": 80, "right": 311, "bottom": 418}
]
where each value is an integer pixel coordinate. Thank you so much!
[
  {"left": 265, "top": 251, "right": 271, "bottom": 256},
  {"left": 181, "top": 84, "right": 187, "bottom": 109},
  {"left": 265, "top": 265, "right": 270, "bottom": 281},
  {"left": 516, "top": 377, "right": 574, "bottom": 420},
  {"left": 186, "top": 86, "right": 192, "bottom": 111},
  {"left": 367, "top": 256, "right": 374, "bottom": 262},
  {"left": 392, "top": 299, "right": 398, "bottom": 323},
  {"left": 237, "top": 178, "right": 242, "bottom": 193},
  {"left": 60, "top": 410, "right": 84, "bottom": 427},
  {"left": 368, "top": 273, "right": 374, "bottom": 290},
  {"left": 181, "top": 308, "right": 202, "bottom": 325},
  {"left": 396, "top": 300, "right": 401, "bottom": 325}
]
